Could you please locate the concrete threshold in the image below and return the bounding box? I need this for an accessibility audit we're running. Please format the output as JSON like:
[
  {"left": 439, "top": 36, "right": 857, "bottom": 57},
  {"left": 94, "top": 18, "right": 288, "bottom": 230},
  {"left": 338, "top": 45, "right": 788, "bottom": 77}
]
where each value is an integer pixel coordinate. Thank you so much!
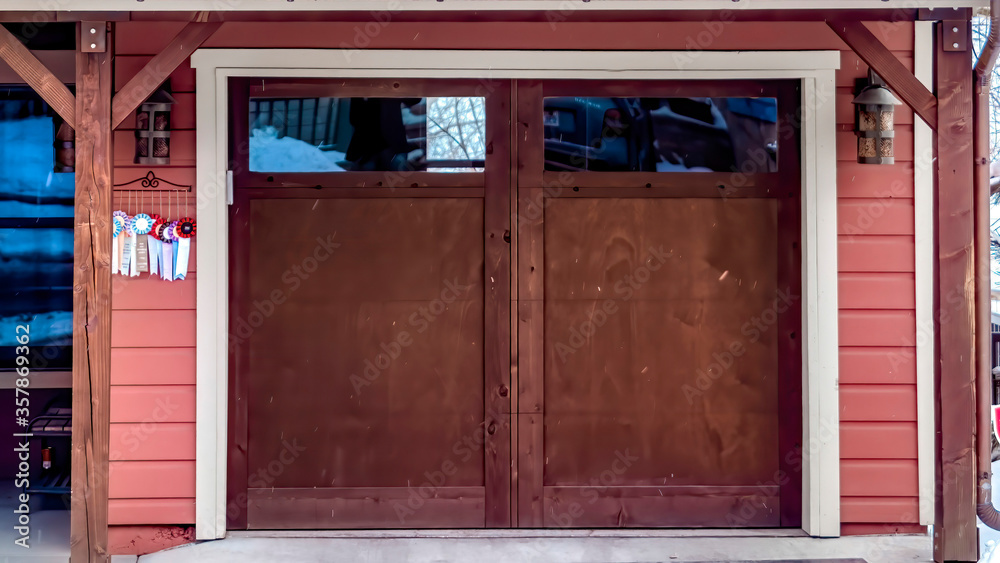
[{"left": 137, "top": 530, "right": 933, "bottom": 563}]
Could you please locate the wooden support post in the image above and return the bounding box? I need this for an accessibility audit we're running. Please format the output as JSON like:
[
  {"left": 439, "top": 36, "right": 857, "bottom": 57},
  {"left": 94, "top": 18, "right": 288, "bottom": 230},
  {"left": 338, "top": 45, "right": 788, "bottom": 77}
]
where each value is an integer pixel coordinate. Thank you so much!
[
  {"left": 933, "top": 19, "right": 978, "bottom": 563},
  {"left": 70, "top": 21, "right": 112, "bottom": 563},
  {"left": 828, "top": 20, "right": 938, "bottom": 130}
]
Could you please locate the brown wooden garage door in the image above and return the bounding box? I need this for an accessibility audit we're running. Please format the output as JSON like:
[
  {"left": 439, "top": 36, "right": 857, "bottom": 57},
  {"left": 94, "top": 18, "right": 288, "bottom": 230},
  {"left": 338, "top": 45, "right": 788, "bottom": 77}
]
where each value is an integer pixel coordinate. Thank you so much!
[{"left": 227, "top": 78, "right": 801, "bottom": 530}]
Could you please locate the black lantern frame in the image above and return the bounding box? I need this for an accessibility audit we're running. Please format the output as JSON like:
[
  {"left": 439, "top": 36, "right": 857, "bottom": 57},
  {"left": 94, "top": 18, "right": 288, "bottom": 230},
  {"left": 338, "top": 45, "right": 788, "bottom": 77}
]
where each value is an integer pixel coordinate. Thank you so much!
[{"left": 134, "top": 87, "right": 176, "bottom": 166}]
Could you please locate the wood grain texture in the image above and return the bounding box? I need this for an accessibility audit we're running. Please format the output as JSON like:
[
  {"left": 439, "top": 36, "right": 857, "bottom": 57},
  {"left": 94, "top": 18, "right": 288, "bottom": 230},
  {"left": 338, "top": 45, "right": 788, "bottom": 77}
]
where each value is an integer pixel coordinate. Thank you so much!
[
  {"left": 484, "top": 87, "right": 512, "bottom": 527},
  {"left": 0, "top": 49, "right": 75, "bottom": 84},
  {"left": 934, "top": 21, "right": 978, "bottom": 562},
  {"left": 111, "top": 20, "right": 221, "bottom": 129},
  {"left": 828, "top": 20, "right": 937, "bottom": 130},
  {"left": 71, "top": 23, "right": 112, "bottom": 563},
  {"left": 543, "top": 197, "right": 783, "bottom": 519},
  {"left": 543, "top": 485, "right": 780, "bottom": 528},
  {"left": 0, "top": 23, "right": 76, "bottom": 127},
  {"left": 246, "top": 488, "right": 486, "bottom": 529}
]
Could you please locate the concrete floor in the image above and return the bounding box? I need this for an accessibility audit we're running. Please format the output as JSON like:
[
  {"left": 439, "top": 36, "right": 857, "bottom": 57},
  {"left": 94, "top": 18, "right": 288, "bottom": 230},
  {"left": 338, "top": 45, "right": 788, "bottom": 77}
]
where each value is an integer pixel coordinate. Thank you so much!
[
  {"left": 0, "top": 483, "right": 69, "bottom": 563},
  {"left": 136, "top": 531, "right": 934, "bottom": 563}
]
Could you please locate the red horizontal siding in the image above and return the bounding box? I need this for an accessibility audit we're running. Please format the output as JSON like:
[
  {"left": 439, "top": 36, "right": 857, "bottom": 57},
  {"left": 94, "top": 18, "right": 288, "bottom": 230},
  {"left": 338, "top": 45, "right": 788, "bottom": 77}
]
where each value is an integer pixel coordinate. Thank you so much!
[
  {"left": 840, "top": 385, "right": 917, "bottom": 422},
  {"left": 111, "top": 348, "right": 196, "bottom": 386},
  {"left": 110, "top": 386, "right": 196, "bottom": 423},
  {"left": 117, "top": 93, "right": 196, "bottom": 131},
  {"left": 838, "top": 236, "right": 915, "bottom": 273},
  {"left": 110, "top": 423, "right": 196, "bottom": 461},
  {"left": 841, "top": 523, "right": 926, "bottom": 535},
  {"left": 839, "top": 311, "right": 916, "bottom": 347},
  {"left": 114, "top": 56, "right": 195, "bottom": 92},
  {"left": 838, "top": 52, "right": 913, "bottom": 87},
  {"left": 837, "top": 163, "right": 915, "bottom": 198},
  {"left": 109, "top": 499, "right": 195, "bottom": 526},
  {"left": 110, "top": 461, "right": 196, "bottom": 498},
  {"left": 837, "top": 198, "right": 915, "bottom": 236},
  {"left": 111, "top": 310, "right": 197, "bottom": 348},
  {"left": 840, "top": 497, "right": 920, "bottom": 524},
  {"left": 113, "top": 274, "right": 196, "bottom": 310},
  {"left": 840, "top": 347, "right": 916, "bottom": 385},
  {"left": 838, "top": 274, "right": 915, "bottom": 310},
  {"left": 840, "top": 460, "right": 919, "bottom": 496},
  {"left": 840, "top": 422, "right": 918, "bottom": 459},
  {"left": 116, "top": 130, "right": 195, "bottom": 166}
]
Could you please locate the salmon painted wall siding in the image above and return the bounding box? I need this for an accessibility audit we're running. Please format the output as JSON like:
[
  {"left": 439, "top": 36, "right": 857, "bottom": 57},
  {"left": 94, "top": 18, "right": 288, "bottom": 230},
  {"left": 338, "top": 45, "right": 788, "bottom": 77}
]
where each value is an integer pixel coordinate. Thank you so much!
[
  {"left": 110, "top": 22, "right": 198, "bottom": 528},
  {"left": 108, "top": 19, "right": 920, "bottom": 535}
]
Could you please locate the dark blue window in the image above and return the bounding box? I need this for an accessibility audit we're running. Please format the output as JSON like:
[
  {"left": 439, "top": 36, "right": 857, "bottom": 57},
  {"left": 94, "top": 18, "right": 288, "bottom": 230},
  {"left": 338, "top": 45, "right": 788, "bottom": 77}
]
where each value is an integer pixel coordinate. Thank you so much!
[{"left": 0, "top": 88, "right": 74, "bottom": 371}]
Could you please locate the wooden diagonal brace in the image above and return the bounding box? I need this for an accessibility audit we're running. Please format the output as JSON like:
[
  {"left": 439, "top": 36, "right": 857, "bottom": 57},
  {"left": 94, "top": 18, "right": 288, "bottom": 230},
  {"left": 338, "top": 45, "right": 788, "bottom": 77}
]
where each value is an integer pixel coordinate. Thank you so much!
[
  {"left": 828, "top": 20, "right": 938, "bottom": 130},
  {"left": 111, "top": 17, "right": 221, "bottom": 129},
  {"left": 0, "top": 24, "right": 76, "bottom": 128}
]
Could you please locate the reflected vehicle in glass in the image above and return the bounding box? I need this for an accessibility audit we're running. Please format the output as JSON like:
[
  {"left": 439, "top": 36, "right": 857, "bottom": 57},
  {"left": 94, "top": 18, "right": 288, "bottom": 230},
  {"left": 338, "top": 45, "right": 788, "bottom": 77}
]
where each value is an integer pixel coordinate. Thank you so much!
[
  {"left": 542, "top": 96, "right": 779, "bottom": 173},
  {"left": 249, "top": 96, "right": 486, "bottom": 173}
]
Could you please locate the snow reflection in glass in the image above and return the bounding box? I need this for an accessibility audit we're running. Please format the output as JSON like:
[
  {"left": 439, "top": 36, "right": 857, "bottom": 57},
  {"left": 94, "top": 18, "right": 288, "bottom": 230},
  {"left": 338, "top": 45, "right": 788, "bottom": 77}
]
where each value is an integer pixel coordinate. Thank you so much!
[{"left": 248, "top": 97, "right": 486, "bottom": 173}]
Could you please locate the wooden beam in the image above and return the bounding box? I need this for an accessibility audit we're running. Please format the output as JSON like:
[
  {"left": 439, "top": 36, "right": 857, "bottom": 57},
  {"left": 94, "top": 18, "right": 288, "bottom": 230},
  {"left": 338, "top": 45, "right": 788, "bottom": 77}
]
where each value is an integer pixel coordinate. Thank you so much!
[
  {"left": 933, "top": 20, "right": 978, "bottom": 563},
  {"left": 828, "top": 19, "right": 939, "bottom": 130},
  {"left": 0, "top": 23, "right": 75, "bottom": 127},
  {"left": 111, "top": 17, "right": 221, "bottom": 129},
  {"left": 70, "top": 21, "right": 112, "bottom": 563}
]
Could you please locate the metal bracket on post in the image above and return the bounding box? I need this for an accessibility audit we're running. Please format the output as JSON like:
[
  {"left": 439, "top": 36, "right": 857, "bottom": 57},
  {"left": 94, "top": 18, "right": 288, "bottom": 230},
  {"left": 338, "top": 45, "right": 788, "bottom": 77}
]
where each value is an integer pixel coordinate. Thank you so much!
[
  {"left": 81, "top": 22, "right": 106, "bottom": 53},
  {"left": 943, "top": 20, "right": 969, "bottom": 52}
]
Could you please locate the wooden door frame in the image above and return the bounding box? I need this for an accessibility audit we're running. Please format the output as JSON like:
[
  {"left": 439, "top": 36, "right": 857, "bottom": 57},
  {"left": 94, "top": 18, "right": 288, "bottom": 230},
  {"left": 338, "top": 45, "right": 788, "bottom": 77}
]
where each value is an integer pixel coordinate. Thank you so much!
[{"left": 192, "top": 49, "right": 841, "bottom": 539}]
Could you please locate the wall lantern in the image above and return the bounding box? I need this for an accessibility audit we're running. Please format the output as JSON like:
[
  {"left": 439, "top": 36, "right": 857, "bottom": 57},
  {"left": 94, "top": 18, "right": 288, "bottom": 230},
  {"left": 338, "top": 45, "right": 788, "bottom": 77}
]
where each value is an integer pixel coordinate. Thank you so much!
[
  {"left": 853, "top": 75, "right": 901, "bottom": 165},
  {"left": 134, "top": 87, "right": 176, "bottom": 165}
]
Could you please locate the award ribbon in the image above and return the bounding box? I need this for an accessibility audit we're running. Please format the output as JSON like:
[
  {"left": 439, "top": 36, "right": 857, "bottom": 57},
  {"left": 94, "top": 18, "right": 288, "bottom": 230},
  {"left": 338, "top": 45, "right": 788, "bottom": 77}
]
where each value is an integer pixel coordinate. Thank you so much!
[{"left": 132, "top": 214, "right": 153, "bottom": 274}]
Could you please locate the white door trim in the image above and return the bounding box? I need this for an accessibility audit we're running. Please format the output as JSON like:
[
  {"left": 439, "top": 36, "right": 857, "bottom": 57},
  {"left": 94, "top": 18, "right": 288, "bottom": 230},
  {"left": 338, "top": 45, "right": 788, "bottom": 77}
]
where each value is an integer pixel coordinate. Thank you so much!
[
  {"left": 192, "top": 48, "right": 841, "bottom": 540},
  {"left": 913, "top": 20, "right": 935, "bottom": 527}
]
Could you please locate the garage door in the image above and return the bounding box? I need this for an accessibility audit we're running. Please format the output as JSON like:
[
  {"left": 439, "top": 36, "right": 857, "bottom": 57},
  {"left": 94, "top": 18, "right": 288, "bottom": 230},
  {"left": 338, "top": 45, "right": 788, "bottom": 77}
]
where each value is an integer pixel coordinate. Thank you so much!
[{"left": 227, "top": 78, "right": 801, "bottom": 529}]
